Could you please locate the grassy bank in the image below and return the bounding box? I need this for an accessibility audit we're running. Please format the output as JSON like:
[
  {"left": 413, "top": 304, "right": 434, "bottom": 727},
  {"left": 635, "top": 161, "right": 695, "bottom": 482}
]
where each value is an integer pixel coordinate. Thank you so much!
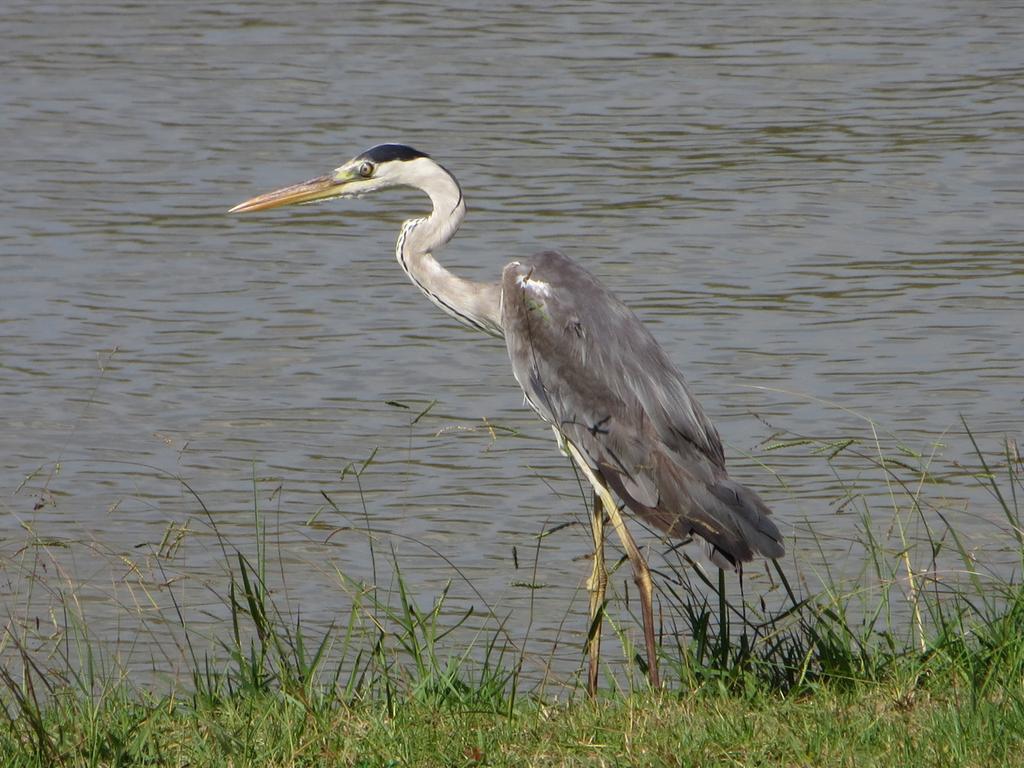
[
  {"left": 3, "top": 675, "right": 1023, "bottom": 766},
  {"left": 2, "top": 422, "right": 1023, "bottom": 766}
]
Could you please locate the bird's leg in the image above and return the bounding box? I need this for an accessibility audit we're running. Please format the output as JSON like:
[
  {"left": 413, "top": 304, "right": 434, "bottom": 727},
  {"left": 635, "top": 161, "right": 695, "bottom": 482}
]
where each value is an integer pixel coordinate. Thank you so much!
[
  {"left": 586, "top": 489, "right": 606, "bottom": 696},
  {"left": 566, "top": 444, "right": 660, "bottom": 689},
  {"left": 602, "top": 502, "right": 660, "bottom": 689}
]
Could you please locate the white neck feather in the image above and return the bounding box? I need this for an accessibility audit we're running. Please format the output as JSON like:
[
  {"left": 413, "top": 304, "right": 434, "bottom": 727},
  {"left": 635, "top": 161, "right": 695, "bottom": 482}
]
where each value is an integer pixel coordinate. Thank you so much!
[{"left": 392, "top": 159, "right": 503, "bottom": 338}]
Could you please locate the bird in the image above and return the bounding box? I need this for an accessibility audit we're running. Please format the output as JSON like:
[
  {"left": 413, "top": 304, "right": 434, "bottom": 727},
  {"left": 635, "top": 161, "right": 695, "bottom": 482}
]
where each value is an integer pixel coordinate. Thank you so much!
[{"left": 230, "top": 143, "right": 785, "bottom": 693}]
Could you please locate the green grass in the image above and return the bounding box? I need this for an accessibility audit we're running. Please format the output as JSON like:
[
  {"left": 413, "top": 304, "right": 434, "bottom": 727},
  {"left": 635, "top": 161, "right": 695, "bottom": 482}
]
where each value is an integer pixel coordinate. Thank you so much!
[
  {"left": 2, "top": 678, "right": 1022, "bottom": 766},
  {"left": 2, "top": 419, "right": 1023, "bottom": 766}
]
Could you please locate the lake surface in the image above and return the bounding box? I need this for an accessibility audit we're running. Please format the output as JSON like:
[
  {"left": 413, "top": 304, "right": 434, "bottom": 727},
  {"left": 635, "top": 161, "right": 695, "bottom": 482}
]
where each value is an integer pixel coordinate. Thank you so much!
[{"left": 2, "top": 0, "right": 1022, "bottom": 686}]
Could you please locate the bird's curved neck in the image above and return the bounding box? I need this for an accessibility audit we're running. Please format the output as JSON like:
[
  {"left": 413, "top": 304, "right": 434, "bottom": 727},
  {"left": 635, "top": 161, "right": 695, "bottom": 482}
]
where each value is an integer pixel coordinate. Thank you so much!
[{"left": 395, "top": 165, "right": 503, "bottom": 338}]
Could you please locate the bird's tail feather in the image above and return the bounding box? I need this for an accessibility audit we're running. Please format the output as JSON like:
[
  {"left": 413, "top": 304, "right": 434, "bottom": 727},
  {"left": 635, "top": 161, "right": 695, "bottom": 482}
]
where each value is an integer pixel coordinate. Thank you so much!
[
  {"left": 704, "top": 477, "right": 785, "bottom": 566},
  {"left": 634, "top": 456, "right": 785, "bottom": 569},
  {"left": 598, "top": 454, "right": 785, "bottom": 569}
]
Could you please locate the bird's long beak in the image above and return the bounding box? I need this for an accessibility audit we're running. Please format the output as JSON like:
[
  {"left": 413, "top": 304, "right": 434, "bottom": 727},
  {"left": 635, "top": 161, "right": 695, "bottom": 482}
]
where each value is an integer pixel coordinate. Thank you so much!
[{"left": 229, "top": 171, "right": 354, "bottom": 213}]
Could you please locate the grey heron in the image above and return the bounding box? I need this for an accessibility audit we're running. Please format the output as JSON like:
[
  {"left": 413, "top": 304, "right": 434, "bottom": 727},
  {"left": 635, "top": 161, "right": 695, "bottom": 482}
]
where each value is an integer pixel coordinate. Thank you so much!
[{"left": 230, "top": 143, "right": 785, "bottom": 692}]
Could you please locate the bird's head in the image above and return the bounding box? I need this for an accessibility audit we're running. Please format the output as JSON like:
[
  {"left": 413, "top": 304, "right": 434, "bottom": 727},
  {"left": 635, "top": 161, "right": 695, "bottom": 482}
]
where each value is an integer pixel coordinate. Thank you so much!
[{"left": 229, "top": 143, "right": 438, "bottom": 213}]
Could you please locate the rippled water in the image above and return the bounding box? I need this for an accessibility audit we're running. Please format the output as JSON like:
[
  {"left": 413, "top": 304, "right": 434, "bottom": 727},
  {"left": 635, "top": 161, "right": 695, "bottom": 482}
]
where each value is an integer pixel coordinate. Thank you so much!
[{"left": 2, "top": 1, "right": 1022, "bottom": 682}]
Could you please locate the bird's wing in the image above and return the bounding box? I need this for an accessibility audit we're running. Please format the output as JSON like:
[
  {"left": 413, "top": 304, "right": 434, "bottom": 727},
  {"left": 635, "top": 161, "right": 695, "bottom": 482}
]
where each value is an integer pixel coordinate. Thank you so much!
[
  {"left": 500, "top": 251, "right": 783, "bottom": 564},
  {"left": 501, "top": 251, "right": 725, "bottom": 464}
]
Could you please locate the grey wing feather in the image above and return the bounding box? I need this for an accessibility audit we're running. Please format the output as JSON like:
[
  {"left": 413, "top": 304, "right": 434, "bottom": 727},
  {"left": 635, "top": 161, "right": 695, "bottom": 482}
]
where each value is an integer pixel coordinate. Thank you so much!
[{"left": 501, "top": 251, "right": 784, "bottom": 565}]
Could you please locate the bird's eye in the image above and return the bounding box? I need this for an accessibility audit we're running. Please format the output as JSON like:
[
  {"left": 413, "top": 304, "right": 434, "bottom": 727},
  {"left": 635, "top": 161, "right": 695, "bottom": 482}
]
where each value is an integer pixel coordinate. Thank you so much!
[{"left": 358, "top": 161, "right": 375, "bottom": 178}]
